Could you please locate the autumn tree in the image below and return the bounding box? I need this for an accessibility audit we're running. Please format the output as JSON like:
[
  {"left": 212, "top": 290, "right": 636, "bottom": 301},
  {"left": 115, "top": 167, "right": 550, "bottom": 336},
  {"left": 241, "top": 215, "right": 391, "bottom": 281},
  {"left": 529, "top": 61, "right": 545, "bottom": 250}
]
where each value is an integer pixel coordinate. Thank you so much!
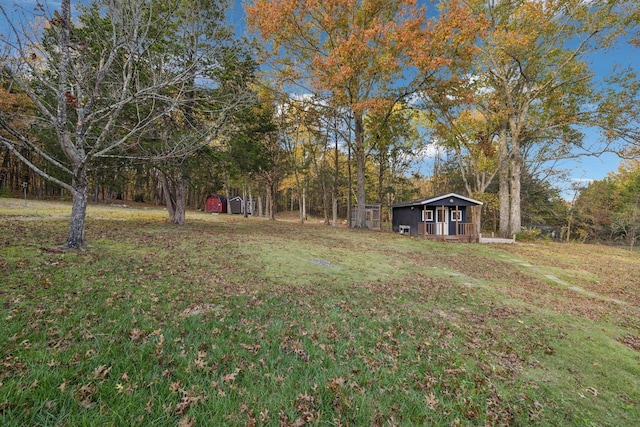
[
  {"left": 455, "top": 0, "right": 640, "bottom": 237},
  {"left": 0, "top": 74, "right": 35, "bottom": 193},
  {"left": 246, "top": 0, "right": 481, "bottom": 228}
]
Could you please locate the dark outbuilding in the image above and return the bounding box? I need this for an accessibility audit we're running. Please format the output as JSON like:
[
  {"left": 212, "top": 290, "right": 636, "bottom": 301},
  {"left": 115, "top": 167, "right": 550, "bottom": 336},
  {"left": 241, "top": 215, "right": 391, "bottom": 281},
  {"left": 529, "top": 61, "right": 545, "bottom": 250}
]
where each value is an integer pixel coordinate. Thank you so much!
[
  {"left": 228, "top": 196, "right": 243, "bottom": 214},
  {"left": 391, "top": 193, "right": 482, "bottom": 242}
]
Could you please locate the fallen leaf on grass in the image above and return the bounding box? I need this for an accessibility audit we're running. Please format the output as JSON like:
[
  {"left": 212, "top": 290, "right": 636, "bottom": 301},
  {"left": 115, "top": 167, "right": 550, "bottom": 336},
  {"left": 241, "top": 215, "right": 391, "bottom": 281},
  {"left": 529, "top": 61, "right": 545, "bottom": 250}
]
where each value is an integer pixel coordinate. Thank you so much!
[
  {"left": 178, "top": 416, "right": 195, "bottom": 427},
  {"left": 194, "top": 350, "right": 208, "bottom": 369},
  {"left": 327, "top": 377, "right": 346, "bottom": 392},
  {"left": 240, "top": 343, "right": 261, "bottom": 353},
  {"left": 129, "top": 328, "right": 146, "bottom": 341},
  {"left": 170, "top": 380, "right": 182, "bottom": 393},
  {"left": 175, "top": 389, "right": 205, "bottom": 415},
  {"left": 425, "top": 392, "right": 439, "bottom": 409},
  {"left": 223, "top": 368, "right": 240, "bottom": 384},
  {"left": 92, "top": 364, "right": 112, "bottom": 380}
]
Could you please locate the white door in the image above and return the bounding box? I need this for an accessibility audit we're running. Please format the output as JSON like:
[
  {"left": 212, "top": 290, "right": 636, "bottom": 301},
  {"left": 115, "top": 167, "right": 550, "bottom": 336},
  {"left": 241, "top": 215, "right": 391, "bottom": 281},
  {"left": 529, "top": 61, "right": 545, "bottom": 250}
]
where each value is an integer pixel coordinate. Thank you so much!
[{"left": 435, "top": 207, "right": 449, "bottom": 235}]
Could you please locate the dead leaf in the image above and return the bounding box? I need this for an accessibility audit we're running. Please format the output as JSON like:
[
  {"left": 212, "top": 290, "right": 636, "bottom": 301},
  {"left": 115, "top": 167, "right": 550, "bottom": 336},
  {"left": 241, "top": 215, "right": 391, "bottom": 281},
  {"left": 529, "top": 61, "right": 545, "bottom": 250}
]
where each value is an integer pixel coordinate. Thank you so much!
[
  {"left": 129, "top": 328, "right": 145, "bottom": 341},
  {"left": 223, "top": 368, "right": 240, "bottom": 383},
  {"left": 170, "top": 380, "right": 182, "bottom": 393},
  {"left": 92, "top": 364, "right": 112, "bottom": 380},
  {"left": 178, "top": 416, "right": 195, "bottom": 427},
  {"left": 194, "top": 350, "right": 208, "bottom": 369},
  {"left": 425, "top": 392, "right": 439, "bottom": 409}
]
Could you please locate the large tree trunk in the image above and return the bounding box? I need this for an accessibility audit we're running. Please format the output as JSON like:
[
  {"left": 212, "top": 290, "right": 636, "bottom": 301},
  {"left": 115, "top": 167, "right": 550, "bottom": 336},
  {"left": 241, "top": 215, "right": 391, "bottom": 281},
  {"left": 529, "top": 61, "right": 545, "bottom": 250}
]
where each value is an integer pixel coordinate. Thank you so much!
[
  {"left": 64, "top": 165, "right": 88, "bottom": 249},
  {"left": 509, "top": 153, "right": 522, "bottom": 236},
  {"left": 508, "top": 110, "right": 524, "bottom": 236},
  {"left": 172, "top": 181, "right": 186, "bottom": 225},
  {"left": 377, "top": 149, "right": 385, "bottom": 206},
  {"left": 346, "top": 135, "right": 352, "bottom": 227},
  {"left": 224, "top": 172, "right": 232, "bottom": 215},
  {"left": 243, "top": 185, "right": 248, "bottom": 218},
  {"left": 266, "top": 181, "right": 276, "bottom": 220},
  {"left": 301, "top": 186, "right": 307, "bottom": 222},
  {"left": 161, "top": 171, "right": 186, "bottom": 225},
  {"left": 333, "top": 125, "right": 339, "bottom": 227},
  {"left": 498, "top": 124, "right": 511, "bottom": 238},
  {"left": 354, "top": 111, "right": 367, "bottom": 228},
  {"left": 321, "top": 176, "right": 329, "bottom": 226}
]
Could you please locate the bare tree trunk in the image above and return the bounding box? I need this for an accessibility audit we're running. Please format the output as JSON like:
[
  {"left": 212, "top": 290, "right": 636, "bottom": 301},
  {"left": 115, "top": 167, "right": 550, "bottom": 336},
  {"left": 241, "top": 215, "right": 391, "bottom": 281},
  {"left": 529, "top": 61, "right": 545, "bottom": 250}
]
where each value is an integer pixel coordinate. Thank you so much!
[
  {"left": 224, "top": 172, "right": 232, "bottom": 215},
  {"left": 354, "top": 111, "right": 367, "bottom": 228},
  {"left": 346, "top": 118, "right": 352, "bottom": 227},
  {"left": 378, "top": 151, "right": 385, "bottom": 206},
  {"left": 160, "top": 171, "right": 186, "bottom": 225},
  {"left": 301, "top": 186, "right": 307, "bottom": 222},
  {"left": 243, "top": 185, "right": 248, "bottom": 218},
  {"left": 498, "top": 124, "right": 511, "bottom": 238},
  {"left": 64, "top": 165, "right": 88, "bottom": 249},
  {"left": 509, "top": 153, "right": 522, "bottom": 236},
  {"left": 290, "top": 189, "right": 295, "bottom": 212},
  {"left": 266, "top": 182, "right": 276, "bottom": 220},
  {"left": 332, "top": 124, "right": 339, "bottom": 227},
  {"left": 321, "top": 177, "right": 329, "bottom": 225}
]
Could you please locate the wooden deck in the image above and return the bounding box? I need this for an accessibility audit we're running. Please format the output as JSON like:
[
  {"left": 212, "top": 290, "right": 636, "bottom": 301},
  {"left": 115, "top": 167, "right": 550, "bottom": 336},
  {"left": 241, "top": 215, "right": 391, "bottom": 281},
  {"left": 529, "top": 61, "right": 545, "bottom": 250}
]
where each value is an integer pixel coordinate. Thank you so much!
[{"left": 417, "top": 222, "right": 478, "bottom": 243}]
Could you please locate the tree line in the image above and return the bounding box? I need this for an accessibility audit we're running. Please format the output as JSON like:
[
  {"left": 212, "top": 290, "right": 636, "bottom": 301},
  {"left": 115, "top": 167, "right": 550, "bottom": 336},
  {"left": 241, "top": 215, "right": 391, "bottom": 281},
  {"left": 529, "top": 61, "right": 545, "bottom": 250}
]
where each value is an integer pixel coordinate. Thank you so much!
[{"left": 1, "top": 0, "right": 639, "bottom": 249}]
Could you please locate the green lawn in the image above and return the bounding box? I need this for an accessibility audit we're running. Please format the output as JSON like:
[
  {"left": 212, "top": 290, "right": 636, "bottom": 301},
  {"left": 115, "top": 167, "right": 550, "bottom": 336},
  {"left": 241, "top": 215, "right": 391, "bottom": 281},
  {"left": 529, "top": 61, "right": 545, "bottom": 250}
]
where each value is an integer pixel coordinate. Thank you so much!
[{"left": 1, "top": 198, "right": 639, "bottom": 426}]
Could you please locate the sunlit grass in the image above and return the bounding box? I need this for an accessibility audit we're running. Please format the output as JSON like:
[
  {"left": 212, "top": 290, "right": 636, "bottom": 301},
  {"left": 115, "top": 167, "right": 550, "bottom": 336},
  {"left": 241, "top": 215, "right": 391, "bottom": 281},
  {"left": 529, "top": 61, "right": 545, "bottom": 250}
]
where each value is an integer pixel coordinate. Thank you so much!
[{"left": 1, "top": 198, "right": 639, "bottom": 425}]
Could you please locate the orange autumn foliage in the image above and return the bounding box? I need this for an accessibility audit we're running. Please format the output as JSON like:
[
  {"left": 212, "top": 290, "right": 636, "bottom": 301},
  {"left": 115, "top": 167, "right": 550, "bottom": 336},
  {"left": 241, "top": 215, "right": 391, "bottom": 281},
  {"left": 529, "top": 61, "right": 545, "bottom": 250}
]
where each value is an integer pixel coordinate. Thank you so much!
[{"left": 246, "top": 0, "right": 484, "bottom": 114}]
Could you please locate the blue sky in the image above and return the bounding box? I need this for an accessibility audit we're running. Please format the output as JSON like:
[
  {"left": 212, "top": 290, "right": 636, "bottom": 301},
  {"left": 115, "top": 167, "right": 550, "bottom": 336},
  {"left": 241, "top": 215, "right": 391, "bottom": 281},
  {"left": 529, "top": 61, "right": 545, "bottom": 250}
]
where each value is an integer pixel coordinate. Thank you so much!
[
  {"left": 555, "top": 34, "right": 638, "bottom": 196},
  {"left": 2, "top": 0, "right": 638, "bottom": 193}
]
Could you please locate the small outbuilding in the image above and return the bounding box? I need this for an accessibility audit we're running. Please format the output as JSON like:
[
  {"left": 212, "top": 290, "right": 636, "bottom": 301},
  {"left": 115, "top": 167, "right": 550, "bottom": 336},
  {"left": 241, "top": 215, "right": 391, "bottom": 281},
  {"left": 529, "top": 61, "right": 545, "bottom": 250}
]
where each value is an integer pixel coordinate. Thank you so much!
[
  {"left": 391, "top": 193, "right": 482, "bottom": 242},
  {"left": 350, "top": 204, "right": 382, "bottom": 230},
  {"left": 205, "top": 194, "right": 227, "bottom": 214},
  {"left": 228, "top": 196, "right": 243, "bottom": 214},
  {"left": 228, "top": 196, "right": 254, "bottom": 215}
]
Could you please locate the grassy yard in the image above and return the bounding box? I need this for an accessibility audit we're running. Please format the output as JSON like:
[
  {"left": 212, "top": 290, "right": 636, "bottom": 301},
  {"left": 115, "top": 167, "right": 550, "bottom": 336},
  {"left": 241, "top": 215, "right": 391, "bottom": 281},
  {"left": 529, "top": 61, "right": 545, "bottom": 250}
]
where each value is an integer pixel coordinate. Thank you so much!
[{"left": 1, "top": 198, "right": 639, "bottom": 426}]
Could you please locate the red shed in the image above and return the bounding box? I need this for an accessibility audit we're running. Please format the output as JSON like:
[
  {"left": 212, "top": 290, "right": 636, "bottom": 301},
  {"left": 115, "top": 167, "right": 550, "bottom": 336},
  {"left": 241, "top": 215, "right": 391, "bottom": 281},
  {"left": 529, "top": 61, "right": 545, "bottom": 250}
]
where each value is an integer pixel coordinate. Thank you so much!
[{"left": 205, "top": 194, "right": 227, "bottom": 213}]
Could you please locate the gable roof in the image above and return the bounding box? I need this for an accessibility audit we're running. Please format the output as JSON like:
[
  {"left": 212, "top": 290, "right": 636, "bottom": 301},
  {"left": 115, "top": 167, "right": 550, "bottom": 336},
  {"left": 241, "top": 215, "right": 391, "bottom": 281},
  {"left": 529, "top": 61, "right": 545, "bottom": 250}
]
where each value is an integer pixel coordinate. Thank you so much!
[
  {"left": 391, "top": 193, "right": 483, "bottom": 208},
  {"left": 206, "top": 194, "right": 227, "bottom": 201}
]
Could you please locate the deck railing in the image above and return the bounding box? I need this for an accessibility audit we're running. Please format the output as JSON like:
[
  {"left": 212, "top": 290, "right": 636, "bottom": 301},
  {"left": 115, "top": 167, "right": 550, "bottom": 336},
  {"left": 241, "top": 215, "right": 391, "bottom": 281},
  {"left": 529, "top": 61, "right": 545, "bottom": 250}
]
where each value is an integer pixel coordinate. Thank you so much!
[
  {"left": 456, "top": 222, "right": 476, "bottom": 236},
  {"left": 417, "top": 222, "right": 477, "bottom": 238}
]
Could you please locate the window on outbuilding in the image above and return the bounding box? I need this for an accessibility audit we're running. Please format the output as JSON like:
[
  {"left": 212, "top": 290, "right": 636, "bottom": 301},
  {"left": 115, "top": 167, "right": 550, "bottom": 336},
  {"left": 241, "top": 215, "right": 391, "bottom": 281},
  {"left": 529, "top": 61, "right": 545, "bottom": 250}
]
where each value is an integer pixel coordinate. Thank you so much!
[
  {"left": 451, "top": 210, "right": 462, "bottom": 222},
  {"left": 422, "top": 210, "right": 433, "bottom": 222}
]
